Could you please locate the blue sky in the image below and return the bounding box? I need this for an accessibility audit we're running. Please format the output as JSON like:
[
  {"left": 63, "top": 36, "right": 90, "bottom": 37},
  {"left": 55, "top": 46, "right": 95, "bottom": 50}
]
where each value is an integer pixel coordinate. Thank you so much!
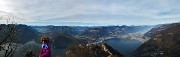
[{"left": 0, "top": 0, "right": 180, "bottom": 26}]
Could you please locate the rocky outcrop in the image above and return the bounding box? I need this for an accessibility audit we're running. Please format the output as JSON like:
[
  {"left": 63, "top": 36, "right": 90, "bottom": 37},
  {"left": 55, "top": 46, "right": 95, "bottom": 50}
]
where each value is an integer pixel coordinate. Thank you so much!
[{"left": 65, "top": 43, "right": 124, "bottom": 57}]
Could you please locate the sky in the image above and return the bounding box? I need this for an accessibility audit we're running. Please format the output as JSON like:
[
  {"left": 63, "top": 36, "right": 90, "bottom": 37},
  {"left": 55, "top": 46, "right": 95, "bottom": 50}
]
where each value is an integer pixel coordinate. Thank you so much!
[{"left": 0, "top": 0, "right": 180, "bottom": 26}]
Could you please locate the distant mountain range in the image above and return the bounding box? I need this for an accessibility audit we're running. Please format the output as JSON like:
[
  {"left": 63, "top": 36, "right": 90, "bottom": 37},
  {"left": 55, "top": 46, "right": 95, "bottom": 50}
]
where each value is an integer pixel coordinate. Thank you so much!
[
  {"left": 32, "top": 25, "right": 154, "bottom": 43},
  {"left": 0, "top": 23, "right": 179, "bottom": 57}
]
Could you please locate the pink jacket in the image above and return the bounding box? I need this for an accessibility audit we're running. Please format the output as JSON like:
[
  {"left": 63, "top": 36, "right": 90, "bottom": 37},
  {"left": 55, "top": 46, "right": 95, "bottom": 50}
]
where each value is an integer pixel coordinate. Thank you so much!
[{"left": 39, "top": 39, "right": 51, "bottom": 57}]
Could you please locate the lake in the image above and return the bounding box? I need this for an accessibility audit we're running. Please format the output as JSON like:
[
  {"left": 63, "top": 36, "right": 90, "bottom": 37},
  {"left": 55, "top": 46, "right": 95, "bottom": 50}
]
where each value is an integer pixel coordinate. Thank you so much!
[{"left": 105, "top": 38, "right": 142, "bottom": 56}]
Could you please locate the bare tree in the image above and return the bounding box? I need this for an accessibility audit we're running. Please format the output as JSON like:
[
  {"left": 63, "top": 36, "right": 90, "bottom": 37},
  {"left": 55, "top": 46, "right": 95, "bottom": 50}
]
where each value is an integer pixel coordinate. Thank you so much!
[{"left": 0, "top": 15, "right": 19, "bottom": 57}]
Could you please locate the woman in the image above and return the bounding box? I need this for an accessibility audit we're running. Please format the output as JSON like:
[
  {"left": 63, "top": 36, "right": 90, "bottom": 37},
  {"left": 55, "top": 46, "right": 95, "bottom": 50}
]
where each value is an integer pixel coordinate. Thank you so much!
[{"left": 39, "top": 36, "right": 51, "bottom": 57}]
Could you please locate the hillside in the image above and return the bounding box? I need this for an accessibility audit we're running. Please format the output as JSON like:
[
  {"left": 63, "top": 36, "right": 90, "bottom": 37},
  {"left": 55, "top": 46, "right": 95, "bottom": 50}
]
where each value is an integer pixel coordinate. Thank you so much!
[
  {"left": 0, "top": 24, "right": 39, "bottom": 44},
  {"left": 131, "top": 23, "right": 180, "bottom": 57}
]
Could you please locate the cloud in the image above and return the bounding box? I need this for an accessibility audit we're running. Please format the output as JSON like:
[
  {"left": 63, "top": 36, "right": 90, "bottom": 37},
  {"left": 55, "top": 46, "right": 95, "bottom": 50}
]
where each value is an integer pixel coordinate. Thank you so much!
[{"left": 0, "top": 0, "right": 180, "bottom": 25}]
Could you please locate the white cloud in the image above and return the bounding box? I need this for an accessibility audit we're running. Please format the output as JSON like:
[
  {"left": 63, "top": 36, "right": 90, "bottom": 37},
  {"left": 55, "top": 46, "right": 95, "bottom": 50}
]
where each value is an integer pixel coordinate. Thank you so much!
[{"left": 0, "top": 0, "right": 180, "bottom": 25}]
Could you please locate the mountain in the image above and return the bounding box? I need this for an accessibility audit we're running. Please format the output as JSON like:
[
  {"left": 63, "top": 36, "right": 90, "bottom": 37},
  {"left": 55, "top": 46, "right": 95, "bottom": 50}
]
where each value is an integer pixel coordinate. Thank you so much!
[
  {"left": 65, "top": 43, "right": 124, "bottom": 57},
  {"left": 131, "top": 23, "right": 180, "bottom": 57},
  {"left": 51, "top": 32, "right": 88, "bottom": 49},
  {"left": 142, "top": 23, "right": 180, "bottom": 41},
  {"left": 31, "top": 25, "right": 153, "bottom": 57},
  {"left": 80, "top": 25, "right": 153, "bottom": 42},
  {"left": 0, "top": 24, "right": 154, "bottom": 57},
  {"left": 32, "top": 25, "right": 153, "bottom": 43},
  {"left": 32, "top": 26, "right": 88, "bottom": 36},
  {"left": 0, "top": 24, "right": 39, "bottom": 44}
]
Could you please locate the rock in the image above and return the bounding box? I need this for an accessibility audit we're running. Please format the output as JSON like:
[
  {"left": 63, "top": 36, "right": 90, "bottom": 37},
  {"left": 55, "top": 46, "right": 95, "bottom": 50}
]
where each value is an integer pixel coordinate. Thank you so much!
[{"left": 65, "top": 43, "right": 124, "bottom": 57}]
